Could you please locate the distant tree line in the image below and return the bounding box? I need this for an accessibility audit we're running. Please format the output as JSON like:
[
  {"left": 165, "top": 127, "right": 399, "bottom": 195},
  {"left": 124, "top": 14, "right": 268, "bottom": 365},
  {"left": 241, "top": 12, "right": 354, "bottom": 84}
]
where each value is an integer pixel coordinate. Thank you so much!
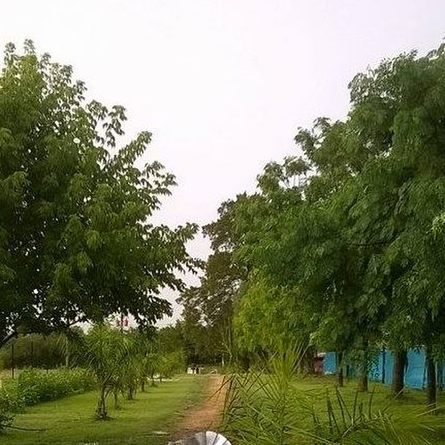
[{"left": 0, "top": 333, "right": 67, "bottom": 369}]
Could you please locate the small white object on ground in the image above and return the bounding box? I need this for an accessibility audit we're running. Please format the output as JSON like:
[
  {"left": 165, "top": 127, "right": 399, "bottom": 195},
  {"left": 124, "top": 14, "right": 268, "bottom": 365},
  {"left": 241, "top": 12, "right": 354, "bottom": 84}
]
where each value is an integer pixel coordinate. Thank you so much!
[{"left": 168, "top": 431, "right": 231, "bottom": 445}]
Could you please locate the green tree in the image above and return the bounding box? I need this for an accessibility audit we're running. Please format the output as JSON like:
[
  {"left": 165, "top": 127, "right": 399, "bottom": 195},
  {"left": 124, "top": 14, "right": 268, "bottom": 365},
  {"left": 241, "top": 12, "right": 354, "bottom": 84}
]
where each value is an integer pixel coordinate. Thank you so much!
[
  {"left": 177, "top": 198, "right": 250, "bottom": 366},
  {"left": 0, "top": 41, "right": 197, "bottom": 346},
  {"left": 229, "top": 42, "right": 445, "bottom": 404},
  {"left": 346, "top": 43, "right": 445, "bottom": 405}
]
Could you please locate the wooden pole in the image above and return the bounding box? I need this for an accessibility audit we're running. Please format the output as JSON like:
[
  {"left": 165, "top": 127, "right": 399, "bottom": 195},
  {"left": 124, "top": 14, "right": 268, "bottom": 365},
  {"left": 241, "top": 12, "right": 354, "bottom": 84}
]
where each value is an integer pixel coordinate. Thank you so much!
[{"left": 11, "top": 342, "right": 15, "bottom": 379}]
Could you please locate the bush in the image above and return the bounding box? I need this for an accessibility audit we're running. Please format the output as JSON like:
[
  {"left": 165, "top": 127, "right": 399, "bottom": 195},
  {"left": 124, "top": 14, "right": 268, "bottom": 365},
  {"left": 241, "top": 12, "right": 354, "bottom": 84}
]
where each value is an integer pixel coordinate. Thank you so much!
[
  {"left": 0, "top": 382, "right": 23, "bottom": 412},
  {"left": 0, "top": 368, "right": 94, "bottom": 411},
  {"left": 0, "top": 406, "right": 14, "bottom": 434}
]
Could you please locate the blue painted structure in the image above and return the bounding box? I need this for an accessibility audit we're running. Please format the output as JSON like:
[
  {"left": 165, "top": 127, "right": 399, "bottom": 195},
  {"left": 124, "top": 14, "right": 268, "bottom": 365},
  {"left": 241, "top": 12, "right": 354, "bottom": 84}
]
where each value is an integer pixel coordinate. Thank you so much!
[
  {"left": 323, "top": 349, "right": 445, "bottom": 389},
  {"left": 323, "top": 351, "right": 337, "bottom": 375}
]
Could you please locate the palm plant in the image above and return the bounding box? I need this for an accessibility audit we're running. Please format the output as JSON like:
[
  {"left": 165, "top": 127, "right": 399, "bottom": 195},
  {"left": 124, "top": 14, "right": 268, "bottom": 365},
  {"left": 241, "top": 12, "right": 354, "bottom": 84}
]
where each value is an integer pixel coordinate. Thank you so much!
[
  {"left": 121, "top": 353, "right": 141, "bottom": 400},
  {"left": 143, "top": 352, "right": 161, "bottom": 387},
  {"left": 222, "top": 349, "right": 430, "bottom": 445},
  {"left": 80, "top": 324, "right": 133, "bottom": 419}
]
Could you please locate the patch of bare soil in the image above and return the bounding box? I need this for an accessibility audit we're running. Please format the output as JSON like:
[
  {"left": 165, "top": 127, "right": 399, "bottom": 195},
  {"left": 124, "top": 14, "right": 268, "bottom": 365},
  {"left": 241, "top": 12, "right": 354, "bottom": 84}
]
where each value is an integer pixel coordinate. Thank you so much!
[{"left": 172, "top": 374, "right": 227, "bottom": 439}]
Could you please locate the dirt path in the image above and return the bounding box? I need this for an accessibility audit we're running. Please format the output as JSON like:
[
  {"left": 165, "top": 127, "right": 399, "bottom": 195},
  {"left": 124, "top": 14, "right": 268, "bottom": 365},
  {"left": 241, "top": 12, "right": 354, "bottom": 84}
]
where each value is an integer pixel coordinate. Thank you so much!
[{"left": 173, "top": 374, "right": 227, "bottom": 439}]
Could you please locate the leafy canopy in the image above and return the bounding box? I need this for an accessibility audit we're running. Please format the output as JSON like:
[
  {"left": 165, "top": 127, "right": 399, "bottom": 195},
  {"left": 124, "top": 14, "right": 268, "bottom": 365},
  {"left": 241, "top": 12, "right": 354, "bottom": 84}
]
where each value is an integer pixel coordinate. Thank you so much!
[{"left": 0, "top": 41, "right": 198, "bottom": 343}]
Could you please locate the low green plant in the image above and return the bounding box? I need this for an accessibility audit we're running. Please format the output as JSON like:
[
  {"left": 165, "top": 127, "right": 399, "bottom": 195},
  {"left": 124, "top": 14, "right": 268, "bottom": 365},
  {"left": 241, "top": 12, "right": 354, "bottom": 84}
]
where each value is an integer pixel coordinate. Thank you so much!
[
  {"left": 0, "top": 368, "right": 94, "bottom": 412},
  {"left": 17, "top": 368, "right": 94, "bottom": 406},
  {"left": 0, "top": 406, "right": 14, "bottom": 434},
  {"left": 0, "top": 382, "right": 23, "bottom": 412}
]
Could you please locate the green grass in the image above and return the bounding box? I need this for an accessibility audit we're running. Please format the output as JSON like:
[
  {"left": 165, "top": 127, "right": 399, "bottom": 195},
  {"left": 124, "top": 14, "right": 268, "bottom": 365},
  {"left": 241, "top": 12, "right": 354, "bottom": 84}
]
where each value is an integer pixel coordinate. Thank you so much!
[
  {"left": 1, "top": 375, "right": 203, "bottom": 445},
  {"left": 292, "top": 376, "right": 445, "bottom": 443}
]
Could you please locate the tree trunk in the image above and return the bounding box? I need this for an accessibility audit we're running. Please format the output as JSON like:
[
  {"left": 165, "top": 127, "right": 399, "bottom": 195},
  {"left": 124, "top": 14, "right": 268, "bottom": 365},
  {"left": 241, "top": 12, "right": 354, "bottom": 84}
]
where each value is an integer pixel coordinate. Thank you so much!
[
  {"left": 392, "top": 350, "right": 407, "bottom": 396},
  {"left": 240, "top": 353, "right": 250, "bottom": 372},
  {"left": 437, "top": 361, "right": 443, "bottom": 392},
  {"left": 426, "top": 348, "right": 437, "bottom": 410},
  {"left": 65, "top": 337, "right": 70, "bottom": 367},
  {"left": 300, "top": 348, "right": 315, "bottom": 374},
  {"left": 141, "top": 378, "right": 146, "bottom": 392},
  {"left": 96, "top": 386, "right": 108, "bottom": 419},
  {"left": 113, "top": 388, "right": 120, "bottom": 409},
  {"left": 357, "top": 344, "right": 369, "bottom": 392},
  {"left": 357, "top": 373, "right": 368, "bottom": 392},
  {"left": 336, "top": 351, "right": 344, "bottom": 387},
  {"left": 127, "top": 387, "right": 135, "bottom": 400}
]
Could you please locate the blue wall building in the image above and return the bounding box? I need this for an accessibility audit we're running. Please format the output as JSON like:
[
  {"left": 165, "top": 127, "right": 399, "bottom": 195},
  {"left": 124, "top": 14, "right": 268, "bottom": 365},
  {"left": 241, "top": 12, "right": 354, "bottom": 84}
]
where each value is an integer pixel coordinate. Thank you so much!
[{"left": 323, "top": 349, "right": 444, "bottom": 389}]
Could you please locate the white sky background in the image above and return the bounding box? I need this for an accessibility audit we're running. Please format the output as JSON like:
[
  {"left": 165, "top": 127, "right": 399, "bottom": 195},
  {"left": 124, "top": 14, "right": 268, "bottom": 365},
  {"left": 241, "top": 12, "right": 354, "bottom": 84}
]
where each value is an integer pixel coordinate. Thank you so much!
[{"left": 1, "top": 0, "right": 445, "bottom": 325}]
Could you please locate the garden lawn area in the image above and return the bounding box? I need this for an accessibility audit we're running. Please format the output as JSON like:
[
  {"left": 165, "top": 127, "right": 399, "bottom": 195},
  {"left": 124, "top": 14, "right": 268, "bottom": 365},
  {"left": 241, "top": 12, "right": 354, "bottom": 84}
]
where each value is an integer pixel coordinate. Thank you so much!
[
  {"left": 291, "top": 376, "right": 445, "bottom": 444},
  {"left": 1, "top": 375, "right": 202, "bottom": 445}
]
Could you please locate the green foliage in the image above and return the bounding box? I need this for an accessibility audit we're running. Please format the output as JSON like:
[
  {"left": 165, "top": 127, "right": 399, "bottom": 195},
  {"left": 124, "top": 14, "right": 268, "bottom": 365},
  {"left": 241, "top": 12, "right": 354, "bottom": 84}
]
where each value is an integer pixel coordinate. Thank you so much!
[
  {"left": 156, "top": 325, "right": 185, "bottom": 355},
  {"left": 17, "top": 368, "right": 93, "bottom": 406},
  {"left": 75, "top": 324, "right": 134, "bottom": 418},
  {"left": 0, "top": 368, "right": 93, "bottom": 412},
  {"left": 177, "top": 197, "right": 251, "bottom": 366},
  {"left": 0, "top": 407, "right": 13, "bottom": 435},
  {"left": 140, "top": 351, "right": 160, "bottom": 387},
  {"left": 0, "top": 334, "right": 68, "bottom": 369},
  {"left": 0, "top": 41, "right": 198, "bottom": 345},
  {"left": 177, "top": 300, "right": 222, "bottom": 365},
  {"left": 223, "top": 352, "right": 428, "bottom": 445},
  {"left": 198, "top": 43, "right": 445, "bottom": 407},
  {"left": 157, "top": 351, "right": 186, "bottom": 380},
  {"left": 76, "top": 323, "right": 185, "bottom": 417},
  {"left": 234, "top": 275, "right": 311, "bottom": 354}
]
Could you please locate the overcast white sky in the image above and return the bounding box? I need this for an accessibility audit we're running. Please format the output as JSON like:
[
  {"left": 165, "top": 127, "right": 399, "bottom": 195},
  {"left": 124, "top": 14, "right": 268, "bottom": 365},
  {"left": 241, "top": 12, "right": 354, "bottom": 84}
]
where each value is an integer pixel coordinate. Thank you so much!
[{"left": 2, "top": 0, "right": 445, "bottom": 324}]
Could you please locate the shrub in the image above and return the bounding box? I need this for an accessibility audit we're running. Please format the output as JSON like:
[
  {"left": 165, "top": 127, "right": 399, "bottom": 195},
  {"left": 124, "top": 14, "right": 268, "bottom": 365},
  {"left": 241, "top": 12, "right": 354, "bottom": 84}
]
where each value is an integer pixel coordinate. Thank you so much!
[
  {"left": 0, "top": 381, "right": 23, "bottom": 412},
  {"left": 0, "top": 368, "right": 94, "bottom": 412},
  {"left": 0, "top": 406, "right": 14, "bottom": 434}
]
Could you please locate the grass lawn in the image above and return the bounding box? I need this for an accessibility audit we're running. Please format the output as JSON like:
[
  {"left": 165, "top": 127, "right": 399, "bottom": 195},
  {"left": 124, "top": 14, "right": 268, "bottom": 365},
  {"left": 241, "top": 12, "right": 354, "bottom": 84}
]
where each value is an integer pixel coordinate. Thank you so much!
[
  {"left": 291, "top": 376, "right": 445, "bottom": 444},
  {"left": 1, "top": 375, "right": 203, "bottom": 445}
]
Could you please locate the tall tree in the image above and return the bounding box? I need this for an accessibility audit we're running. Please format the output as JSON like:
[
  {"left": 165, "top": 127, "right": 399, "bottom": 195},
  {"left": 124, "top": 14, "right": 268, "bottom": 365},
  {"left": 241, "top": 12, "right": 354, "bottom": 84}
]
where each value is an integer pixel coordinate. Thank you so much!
[
  {"left": 0, "top": 42, "right": 198, "bottom": 345},
  {"left": 177, "top": 197, "right": 249, "bottom": 365}
]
